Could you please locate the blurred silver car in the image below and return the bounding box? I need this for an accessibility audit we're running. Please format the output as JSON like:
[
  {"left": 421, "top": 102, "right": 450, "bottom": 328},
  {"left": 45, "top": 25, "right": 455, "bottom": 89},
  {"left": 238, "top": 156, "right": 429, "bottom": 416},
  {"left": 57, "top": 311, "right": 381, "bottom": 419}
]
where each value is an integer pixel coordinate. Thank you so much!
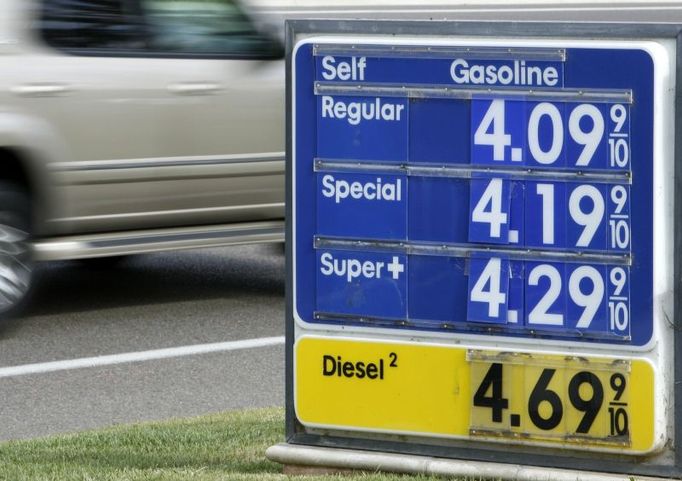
[{"left": 0, "top": 0, "right": 285, "bottom": 318}]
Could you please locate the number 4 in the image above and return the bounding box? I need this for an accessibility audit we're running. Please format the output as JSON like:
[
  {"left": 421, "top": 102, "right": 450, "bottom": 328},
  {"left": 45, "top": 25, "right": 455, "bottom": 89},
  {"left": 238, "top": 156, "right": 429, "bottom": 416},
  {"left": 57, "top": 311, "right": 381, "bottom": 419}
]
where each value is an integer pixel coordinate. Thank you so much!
[
  {"left": 471, "top": 178, "right": 509, "bottom": 240},
  {"left": 474, "top": 99, "right": 511, "bottom": 161},
  {"left": 473, "top": 363, "right": 509, "bottom": 423},
  {"left": 470, "top": 257, "right": 507, "bottom": 320}
]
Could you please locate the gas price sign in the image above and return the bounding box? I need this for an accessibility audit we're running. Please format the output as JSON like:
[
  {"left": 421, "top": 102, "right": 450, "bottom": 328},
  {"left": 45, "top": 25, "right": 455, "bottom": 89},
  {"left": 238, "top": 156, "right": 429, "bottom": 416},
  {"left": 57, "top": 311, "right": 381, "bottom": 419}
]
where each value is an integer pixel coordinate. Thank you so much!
[
  {"left": 290, "top": 32, "right": 672, "bottom": 462},
  {"left": 295, "top": 42, "right": 653, "bottom": 345},
  {"left": 294, "top": 337, "right": 655, "bottom": 452}
]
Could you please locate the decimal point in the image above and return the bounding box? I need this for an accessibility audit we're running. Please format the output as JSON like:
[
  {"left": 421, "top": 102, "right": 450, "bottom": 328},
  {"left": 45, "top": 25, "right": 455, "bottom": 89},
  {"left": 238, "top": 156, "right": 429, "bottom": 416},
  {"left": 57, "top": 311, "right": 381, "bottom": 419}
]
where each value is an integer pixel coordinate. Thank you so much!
[{"left": 511, "top": 414, "right": 521, "bottom": 427}]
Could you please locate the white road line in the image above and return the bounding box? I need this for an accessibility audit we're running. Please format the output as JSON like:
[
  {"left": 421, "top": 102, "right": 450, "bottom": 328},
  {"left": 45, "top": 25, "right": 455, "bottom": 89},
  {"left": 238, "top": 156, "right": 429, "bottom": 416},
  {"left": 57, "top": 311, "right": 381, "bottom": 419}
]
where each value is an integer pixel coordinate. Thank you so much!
[{"left": 0, "top": 336, "right": 285, "bottom": 379}]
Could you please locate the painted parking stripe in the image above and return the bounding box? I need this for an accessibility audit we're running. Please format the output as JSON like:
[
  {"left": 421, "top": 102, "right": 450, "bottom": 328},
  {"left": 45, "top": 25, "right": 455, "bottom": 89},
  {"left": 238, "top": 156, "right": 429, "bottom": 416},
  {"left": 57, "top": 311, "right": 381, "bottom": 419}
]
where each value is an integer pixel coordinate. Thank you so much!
[{"left": 0, "top": 336, "right": 285, "bottom": 379}]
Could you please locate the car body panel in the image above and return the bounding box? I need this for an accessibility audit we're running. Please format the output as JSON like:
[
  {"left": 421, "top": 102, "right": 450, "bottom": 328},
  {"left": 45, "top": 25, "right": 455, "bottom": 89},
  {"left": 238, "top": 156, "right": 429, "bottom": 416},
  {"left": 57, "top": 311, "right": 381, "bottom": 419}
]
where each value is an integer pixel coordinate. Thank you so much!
[{"left": 0, "top": 0, "right": 285, "bottom": 237}]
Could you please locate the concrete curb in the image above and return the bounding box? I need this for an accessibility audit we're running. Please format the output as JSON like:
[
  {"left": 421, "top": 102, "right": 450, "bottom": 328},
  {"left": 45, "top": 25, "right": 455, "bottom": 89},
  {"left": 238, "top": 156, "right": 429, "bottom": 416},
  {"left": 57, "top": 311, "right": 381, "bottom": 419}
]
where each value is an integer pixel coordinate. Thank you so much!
[{"left": 266, "top": 443, "right": 670, "bottom": 480}]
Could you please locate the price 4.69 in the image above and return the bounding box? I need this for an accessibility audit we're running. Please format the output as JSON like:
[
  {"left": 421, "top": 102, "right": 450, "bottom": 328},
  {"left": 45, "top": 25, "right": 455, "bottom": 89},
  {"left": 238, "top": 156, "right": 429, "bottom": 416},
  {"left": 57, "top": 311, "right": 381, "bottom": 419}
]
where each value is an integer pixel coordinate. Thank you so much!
[{"left": 470, "top": 360, "right": 631, "bottom": 444}]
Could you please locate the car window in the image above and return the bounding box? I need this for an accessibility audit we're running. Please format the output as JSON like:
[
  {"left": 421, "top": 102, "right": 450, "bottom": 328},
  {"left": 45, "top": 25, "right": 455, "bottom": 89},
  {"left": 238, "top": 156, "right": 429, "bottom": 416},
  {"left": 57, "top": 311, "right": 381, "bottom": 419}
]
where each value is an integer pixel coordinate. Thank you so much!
[
  {"left": 141, "top": 0, "right": 280, "bottom": 57},
  {"left": 40, "top": 0, "right": 282, "bottom": 58},
  {"left": 40, "top": 0, "right": 147, "bottom": 50}
]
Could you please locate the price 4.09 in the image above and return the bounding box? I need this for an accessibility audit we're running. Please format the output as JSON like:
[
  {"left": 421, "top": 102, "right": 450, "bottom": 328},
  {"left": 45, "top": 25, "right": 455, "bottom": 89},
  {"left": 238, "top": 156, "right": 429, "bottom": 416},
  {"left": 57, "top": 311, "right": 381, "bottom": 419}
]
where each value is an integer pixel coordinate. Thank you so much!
[{"left": 472, "top": 99, "right": 630, "bottom": 169}]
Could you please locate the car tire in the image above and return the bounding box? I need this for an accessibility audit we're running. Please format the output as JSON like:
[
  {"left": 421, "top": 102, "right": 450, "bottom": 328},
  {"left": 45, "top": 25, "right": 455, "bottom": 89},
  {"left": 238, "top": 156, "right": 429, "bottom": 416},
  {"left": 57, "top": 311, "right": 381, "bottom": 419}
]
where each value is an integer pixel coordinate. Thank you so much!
[{"left": 0, "top": 182, "right": 32, "bottom": 321}]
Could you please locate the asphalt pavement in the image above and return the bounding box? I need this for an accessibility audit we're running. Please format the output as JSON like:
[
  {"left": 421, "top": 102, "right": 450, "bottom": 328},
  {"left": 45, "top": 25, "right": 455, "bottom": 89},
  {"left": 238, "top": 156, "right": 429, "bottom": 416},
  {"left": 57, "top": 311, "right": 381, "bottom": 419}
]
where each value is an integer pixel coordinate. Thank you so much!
[{"left": 0, "top": 244, "right": 285, "bottom": 440}]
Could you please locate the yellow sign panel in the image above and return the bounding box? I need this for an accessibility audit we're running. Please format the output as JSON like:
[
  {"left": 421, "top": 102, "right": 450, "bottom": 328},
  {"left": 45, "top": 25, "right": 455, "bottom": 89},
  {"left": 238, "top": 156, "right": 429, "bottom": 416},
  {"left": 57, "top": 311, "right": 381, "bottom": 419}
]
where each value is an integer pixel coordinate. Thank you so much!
[{"left": 295, "top": 337, "right": 655, "bottom": 453}]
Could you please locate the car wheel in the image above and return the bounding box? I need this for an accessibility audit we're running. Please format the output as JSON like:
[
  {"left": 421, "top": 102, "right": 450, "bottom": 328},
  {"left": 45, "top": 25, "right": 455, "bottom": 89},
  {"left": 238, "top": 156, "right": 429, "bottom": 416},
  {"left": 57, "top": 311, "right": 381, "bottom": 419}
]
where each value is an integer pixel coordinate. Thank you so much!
[{"left": 0, "top": 182, "right": 32, "bottom": 320}]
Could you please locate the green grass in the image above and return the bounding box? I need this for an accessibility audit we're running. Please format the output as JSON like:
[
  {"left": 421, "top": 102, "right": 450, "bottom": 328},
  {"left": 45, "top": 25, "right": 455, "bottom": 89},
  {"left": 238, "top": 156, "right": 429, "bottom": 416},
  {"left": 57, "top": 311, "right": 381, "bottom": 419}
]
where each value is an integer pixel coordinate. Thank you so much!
[{"left": 0, "top": 408, "right": 447, "bottom": 481}]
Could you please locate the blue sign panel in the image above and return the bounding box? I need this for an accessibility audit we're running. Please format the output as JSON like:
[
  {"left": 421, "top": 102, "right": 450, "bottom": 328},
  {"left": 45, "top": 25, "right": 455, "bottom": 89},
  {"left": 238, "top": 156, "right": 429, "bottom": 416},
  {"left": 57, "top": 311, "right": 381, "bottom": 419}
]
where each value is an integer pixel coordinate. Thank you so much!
[
  {"left": 317, "top": 172, "right": 408, "bottom": 240},
  {"left": 316, "top": 250, "right": 407, "bottom": 319},
  {"left": 317, "top": 95, "right": 408, "bottom": 161},
  {"left": 295, "top": 43, "right": 654, "bottom": 346},
  {"left": 315, "top": 55, "right": 565, "bottom": 87}
]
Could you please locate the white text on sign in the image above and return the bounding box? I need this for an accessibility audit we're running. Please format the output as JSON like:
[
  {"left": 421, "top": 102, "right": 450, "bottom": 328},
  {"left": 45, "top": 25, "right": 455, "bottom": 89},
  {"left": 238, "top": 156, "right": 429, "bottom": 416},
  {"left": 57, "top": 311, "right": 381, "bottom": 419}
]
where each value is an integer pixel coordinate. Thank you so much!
[
  {"left": 320, "top": 96, "right": 405, "bottom": 126},
  {"left": 321, "top": 56, "right": 367, "bottom": 81},
  {"left": 319, "top": 252, "right": 405, "bottom": 282},
  {"left": 451, "top": 59, "right": 560, "bottom": 87},
  {"left": 321, "top": 175, "right": 403, "bottom": 204}
]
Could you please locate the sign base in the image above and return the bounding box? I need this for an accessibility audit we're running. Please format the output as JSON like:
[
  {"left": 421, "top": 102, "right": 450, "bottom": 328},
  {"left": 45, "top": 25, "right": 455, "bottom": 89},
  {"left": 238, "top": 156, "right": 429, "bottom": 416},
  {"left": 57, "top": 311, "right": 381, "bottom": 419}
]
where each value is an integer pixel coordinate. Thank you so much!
[{"left": 266, "top": 443, "right": 668, "bottom": 481}]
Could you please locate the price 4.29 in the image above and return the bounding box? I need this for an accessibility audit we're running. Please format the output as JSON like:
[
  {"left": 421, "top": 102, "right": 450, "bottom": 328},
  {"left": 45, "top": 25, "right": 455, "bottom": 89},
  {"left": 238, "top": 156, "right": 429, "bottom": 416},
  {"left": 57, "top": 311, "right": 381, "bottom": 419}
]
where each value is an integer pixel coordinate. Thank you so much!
[
  {"left": 467, "top": 257, "right": 630, "bottom": 336},
  {"left": 471, "top": 361, "right": 630, "bottom": 443}
]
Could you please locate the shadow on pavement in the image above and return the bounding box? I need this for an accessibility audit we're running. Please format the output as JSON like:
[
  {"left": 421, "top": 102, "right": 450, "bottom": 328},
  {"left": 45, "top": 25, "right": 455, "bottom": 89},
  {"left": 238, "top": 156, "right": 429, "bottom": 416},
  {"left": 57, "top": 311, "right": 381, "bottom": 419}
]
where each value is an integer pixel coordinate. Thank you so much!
[{"left": 22, "top": 243, "right": 285, "bottom": 317}]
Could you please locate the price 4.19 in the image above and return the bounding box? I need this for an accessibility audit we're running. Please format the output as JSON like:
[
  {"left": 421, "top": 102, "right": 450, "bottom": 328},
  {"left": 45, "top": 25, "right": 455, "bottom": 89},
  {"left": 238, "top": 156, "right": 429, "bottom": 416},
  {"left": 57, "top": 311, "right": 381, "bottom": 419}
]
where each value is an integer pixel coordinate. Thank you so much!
[{"left": 469, "top": 177, "right": 630, "bottom": 251}]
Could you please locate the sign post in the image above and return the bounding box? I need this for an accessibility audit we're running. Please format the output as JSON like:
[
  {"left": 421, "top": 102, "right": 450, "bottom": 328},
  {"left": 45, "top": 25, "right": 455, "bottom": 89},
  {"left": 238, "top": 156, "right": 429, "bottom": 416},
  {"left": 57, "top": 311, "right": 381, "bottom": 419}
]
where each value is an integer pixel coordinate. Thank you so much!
[{"left": 276, "top": 20, "right": 681, "bottom": 478}]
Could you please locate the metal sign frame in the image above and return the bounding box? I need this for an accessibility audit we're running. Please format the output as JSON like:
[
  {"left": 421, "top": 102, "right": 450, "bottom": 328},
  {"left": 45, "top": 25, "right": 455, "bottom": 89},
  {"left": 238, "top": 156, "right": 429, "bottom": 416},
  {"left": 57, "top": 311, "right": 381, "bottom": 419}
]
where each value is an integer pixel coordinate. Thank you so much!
[{"left": 285, "top": 19, "right": 682, "bottom": 478}]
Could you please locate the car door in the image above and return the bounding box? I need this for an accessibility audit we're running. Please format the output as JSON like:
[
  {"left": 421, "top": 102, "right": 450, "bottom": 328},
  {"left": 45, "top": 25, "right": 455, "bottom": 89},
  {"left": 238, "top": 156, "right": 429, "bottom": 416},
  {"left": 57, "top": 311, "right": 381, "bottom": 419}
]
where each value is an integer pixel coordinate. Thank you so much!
[{"left": 130, "top": 0, "right": 286, "bottom": 228}]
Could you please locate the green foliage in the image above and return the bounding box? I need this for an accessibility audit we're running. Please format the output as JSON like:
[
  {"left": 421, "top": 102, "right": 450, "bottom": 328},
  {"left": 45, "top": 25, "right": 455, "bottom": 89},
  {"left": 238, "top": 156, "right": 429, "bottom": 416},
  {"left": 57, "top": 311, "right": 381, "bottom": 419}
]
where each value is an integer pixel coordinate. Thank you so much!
[{"left": 0, "top": 408, "right": 452, "bottom": 481}]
